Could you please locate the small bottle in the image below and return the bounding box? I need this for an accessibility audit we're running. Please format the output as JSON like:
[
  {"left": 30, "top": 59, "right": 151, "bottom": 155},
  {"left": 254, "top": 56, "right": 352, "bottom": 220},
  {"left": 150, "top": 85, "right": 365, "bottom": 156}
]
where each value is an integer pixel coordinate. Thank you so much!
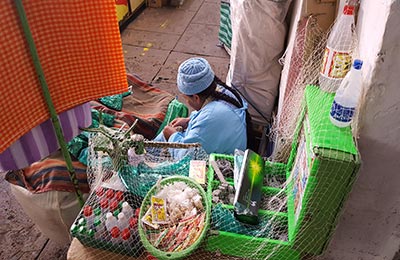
[
  {"left": 93, "top": 207, "right": 101, "bottom": 217},
  {"left": 100, "top": 198, "right": 109, "bottom": 214},
  {"left": 113, "top": 209, "right": 121, "bottom": 218},
  {"left": 105, "top": 212, "right": 118, "bottom": 232},
  {"left": 110, "top": 226, "right": 121, "bottom": 244},
  {"left": 77, "top": 217, "right": 86, "bottom": 228},
  {"left": 117, "top": 212, "right": 129, "bottom": 231},
  {"left": 93, "top": 216, "right": 106, "bottom": 240},
  {"left": 87, "top": 229, "right": 95, "bottom": 239},
  {"left": 105, "top": 189, "right": 115, "bottom": 200},
  {"left": 121, "top": 201, "right": 134, "bottom": 217},
  {"left": 83, "top": 205, "right": 94, "bottom": 228},
  {"left": 129, "top": 217, "right": 138, "bottom": 229},
  {"left": 319, "top": 4, "right": 356, "bottom": 92},
  {"left": 78, "top": 226, "right": 87, "bottom": 236},
  {"left": 109, "top": 199, "right": 119, "bottom": 213},
  {"left": 120, "top": 228, "right": 131, "bottom": 247},
  {"left": 115, "top": 191, "right": 124, "bottom": 202},
  {"left": 95, "top": 186, "right": 105, "bottom": 198},
  {"left": 70, "top": 223, "right": 79, "bottom": 237},
  {"left": 330, "top": 59, "right": 363, "bottom": 127}
]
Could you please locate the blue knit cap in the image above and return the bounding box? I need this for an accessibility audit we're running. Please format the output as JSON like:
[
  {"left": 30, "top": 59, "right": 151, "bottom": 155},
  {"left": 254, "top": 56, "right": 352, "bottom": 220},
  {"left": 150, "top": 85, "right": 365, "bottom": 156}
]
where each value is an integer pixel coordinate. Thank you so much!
[{"left": 177, "top": 57, "right": 215, "bottom": 95}]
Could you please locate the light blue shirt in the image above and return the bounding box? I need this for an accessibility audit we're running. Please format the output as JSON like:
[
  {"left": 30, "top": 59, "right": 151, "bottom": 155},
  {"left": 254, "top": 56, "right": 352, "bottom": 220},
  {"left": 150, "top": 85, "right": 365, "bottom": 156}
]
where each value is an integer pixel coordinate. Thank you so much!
[{"left": 154, "top": 98, "right": 247, "bottom": 158}]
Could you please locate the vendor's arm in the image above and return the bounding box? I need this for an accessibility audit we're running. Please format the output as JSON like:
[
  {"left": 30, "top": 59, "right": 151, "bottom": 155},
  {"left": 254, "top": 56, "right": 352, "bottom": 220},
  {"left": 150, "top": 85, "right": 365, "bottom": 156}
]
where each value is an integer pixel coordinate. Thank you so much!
[
  {"left": 162, "top": 125, "right": 178, "bottom": 140},
  {"left": 168, "top": 116, "right": 205, "bottom": 146},
  {"left": 169, "top": 117, "right": 190, "bottom": 129}
]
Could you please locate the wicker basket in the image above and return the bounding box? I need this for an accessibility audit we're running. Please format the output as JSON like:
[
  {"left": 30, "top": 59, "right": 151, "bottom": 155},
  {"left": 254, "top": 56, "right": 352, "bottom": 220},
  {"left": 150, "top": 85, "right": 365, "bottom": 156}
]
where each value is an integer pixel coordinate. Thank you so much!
[{"left": 138, "top": 176, "right": 210, "bottom": 259}]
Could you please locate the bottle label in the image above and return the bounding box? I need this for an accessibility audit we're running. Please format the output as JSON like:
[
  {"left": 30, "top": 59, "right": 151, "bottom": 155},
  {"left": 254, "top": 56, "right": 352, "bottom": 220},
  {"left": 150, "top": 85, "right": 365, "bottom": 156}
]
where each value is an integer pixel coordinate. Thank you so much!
[
  {"left": 321, "top": 47, "right": 352, "bottom": 78},
  {"left": 330, "top": 100, "right": 355, "bottom": 123}
]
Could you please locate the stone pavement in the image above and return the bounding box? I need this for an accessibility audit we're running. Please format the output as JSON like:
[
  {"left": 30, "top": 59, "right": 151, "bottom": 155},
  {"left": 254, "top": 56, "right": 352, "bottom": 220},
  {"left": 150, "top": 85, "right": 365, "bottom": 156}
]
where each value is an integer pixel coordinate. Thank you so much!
[
  {"left": 121, "top": 0, "right": 229, "bottom": 109},
  {"left": 0, "top": 174, "right": 69, "bottom": 259},
  {"left": 1, "top": 1, "right": 227, "bottom": 259}
]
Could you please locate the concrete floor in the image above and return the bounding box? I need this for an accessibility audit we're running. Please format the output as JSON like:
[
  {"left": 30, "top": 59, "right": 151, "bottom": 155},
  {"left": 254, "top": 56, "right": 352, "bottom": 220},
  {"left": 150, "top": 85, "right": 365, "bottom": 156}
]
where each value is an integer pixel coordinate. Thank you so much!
[
  {"left": 0, "top": 1, "right": 228, "bottom": 259},
  {"left": 121, "top": 0, "right": 229, "bottom": 107}
]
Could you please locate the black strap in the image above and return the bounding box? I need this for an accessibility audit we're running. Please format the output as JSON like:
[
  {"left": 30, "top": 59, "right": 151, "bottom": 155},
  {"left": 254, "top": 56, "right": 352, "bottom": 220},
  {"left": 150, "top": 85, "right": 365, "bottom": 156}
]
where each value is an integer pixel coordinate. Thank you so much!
[
  {"left": 215, "top": 77, "right": 258, "bottom": 151},
  {"left": 230, "top": 83, "right": 270, "bottom": 124}
]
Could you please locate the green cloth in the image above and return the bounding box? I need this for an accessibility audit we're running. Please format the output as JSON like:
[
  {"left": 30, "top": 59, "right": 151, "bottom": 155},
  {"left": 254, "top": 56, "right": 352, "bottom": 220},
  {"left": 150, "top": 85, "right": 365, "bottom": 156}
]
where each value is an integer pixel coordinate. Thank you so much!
[
  {"left": 119, "top": 155, "right": 192, "bottom": 198},
  {"left": 98, "top": 91, "right": 131, "bottom": 111},
  {"left": 156, "top": 98, "right": 189, "bottom": 135},
  {"left": 67, "top": 109, "right": 116, "bottom": 165},
  {"left": 219, "top": 2, "right": 232, "bottom": 50},
  {"left": 90, "top": 109, "right": 115, "bottom": 128}
]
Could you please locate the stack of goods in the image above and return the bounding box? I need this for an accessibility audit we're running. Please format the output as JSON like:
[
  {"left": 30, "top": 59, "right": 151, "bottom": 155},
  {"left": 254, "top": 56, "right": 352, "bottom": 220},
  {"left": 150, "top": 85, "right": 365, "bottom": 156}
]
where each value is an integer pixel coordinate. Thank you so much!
[{"left": 70, "top": 186, "right": 144, "bottom": 257}]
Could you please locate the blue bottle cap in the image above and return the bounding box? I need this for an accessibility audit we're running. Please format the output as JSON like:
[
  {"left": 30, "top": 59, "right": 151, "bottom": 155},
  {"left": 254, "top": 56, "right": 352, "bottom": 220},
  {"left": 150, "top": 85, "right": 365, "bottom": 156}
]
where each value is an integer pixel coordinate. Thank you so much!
[{"left": 353, "top": 59, "right": 363, "bottom": 70}]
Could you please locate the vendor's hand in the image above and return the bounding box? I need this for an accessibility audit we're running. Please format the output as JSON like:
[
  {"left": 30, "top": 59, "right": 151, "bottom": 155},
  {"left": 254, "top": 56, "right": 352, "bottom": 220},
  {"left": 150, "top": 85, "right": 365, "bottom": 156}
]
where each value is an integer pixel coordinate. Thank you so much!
[
  {"left": 170, "top": 117, "right": 190, "bottom": 129},
  {"left": 162, "top": 125, "right": 178, "bottom": 140}
]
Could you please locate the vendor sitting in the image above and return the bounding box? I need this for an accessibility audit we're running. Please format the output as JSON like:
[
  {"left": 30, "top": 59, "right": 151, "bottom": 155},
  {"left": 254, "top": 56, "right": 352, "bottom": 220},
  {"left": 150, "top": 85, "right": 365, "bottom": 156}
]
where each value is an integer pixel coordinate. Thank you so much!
[{"left": 154, "top": 57, "right": 250, "bottom": 157}]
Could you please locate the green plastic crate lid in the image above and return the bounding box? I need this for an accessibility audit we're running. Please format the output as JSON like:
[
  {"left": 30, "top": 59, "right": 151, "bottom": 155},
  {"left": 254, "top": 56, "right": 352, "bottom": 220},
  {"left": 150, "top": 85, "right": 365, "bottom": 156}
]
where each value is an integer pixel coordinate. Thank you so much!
[{"left": 305, "top": 85, "right": 358, "bottom": 156}]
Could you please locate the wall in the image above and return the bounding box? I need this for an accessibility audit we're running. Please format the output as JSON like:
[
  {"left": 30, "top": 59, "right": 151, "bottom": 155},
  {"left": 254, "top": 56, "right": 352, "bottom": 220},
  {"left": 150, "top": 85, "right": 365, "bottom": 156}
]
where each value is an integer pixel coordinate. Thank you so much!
[
  {"left": 278, "top": 0, "right": 400, "bottom": 258},
  {"left": 321, "top": 1, "right": 400, "bottom": 259}
]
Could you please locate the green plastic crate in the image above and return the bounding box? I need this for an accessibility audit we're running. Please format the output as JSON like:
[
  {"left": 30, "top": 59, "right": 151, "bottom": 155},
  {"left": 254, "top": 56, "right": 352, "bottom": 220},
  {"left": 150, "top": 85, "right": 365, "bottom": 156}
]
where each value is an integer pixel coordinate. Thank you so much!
[
  {"left": 286, "top": 85, "right": 361, "bottom": 255},
  {"left": 205, "top": 153, "right": 300, "bottom": 260}
]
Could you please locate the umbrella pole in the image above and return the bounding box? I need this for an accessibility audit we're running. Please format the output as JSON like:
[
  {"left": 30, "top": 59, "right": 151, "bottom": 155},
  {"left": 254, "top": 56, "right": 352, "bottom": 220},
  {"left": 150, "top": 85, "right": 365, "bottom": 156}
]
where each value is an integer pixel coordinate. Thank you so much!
[{"left": 15, "top": 0, "right": 84, "bottom": 208}]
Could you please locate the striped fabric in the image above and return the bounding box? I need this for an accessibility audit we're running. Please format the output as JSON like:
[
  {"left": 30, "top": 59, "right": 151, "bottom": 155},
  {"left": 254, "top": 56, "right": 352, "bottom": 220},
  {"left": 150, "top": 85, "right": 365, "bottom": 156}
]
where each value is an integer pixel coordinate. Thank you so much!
[
  {"left": 218, "top": 1, "right": 232, "bottom": 51},
  {"left": 91, "top": 74, "right": 175, "bottom": 140},
  {"left": 0, "top": 103, "right": 92, "bottom": 171},
  {"left": 5, "top": 155, "right": 89, "bottom": 194},
  {"left": 0, "top": 1, "right": 128, "bottom": 153}
]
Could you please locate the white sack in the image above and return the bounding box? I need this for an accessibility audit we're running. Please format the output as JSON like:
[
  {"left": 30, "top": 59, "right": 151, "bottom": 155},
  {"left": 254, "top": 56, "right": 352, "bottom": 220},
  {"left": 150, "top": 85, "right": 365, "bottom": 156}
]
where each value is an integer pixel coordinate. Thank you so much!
[{"left": 227, "top": 0, "right": 292, "bottom": 125}]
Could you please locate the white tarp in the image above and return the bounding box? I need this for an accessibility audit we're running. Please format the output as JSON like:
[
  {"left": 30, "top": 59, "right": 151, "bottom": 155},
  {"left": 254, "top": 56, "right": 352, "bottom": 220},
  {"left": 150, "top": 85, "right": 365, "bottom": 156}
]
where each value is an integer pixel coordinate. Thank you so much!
[{"left": 226, "top": 0, "right": 292, "bottom": 125}]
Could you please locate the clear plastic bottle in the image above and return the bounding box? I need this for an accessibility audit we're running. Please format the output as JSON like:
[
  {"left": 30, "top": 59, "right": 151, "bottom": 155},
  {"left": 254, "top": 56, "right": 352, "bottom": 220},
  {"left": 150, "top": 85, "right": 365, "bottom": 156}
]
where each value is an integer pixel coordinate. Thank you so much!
[
  {"left": 330, "top": 59, "right": 363, "bottom": 127},
  {"left": 121, "top": 201, "right": 134, "bottom": 217},
  {"left": 105, "top": 212, "right": 118, "bottom": 232},
  {"left": 117, "top": 212, "right": 129, "bottom": 231},
  {"left": 319, "top": 5, "right": 355, "bottom": 93}
]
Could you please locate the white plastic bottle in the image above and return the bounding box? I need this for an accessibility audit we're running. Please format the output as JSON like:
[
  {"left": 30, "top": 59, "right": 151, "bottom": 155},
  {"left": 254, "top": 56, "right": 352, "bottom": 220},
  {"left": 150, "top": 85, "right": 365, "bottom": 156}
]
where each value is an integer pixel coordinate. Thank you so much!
[
  {"left": 121, "top": 201, "right": 134, "bottom": 218},
  {"left": 105, "top": 212, "right": 118, "bottom": 232},
  {"left": 117, "top": 212, "right": 129, "bottom": 231},
  {"left": 330, "top": 59, "right": 363, "bottom": 127},
  {"left": 319, "top": 5, "right": 355, "bottom": 93}
]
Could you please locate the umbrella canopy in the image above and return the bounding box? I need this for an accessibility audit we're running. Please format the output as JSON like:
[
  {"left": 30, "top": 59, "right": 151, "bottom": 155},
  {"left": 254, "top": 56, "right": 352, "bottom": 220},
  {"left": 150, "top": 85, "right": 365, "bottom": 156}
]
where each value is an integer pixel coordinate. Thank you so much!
[{"left": 0, "top": 0, "right": 128, "bottom": 153}]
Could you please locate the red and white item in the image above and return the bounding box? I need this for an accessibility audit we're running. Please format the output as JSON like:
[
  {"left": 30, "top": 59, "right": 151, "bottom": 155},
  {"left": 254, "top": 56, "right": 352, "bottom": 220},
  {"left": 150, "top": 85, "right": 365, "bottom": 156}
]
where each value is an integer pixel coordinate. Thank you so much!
[
  {"left": 83, "top": 205, "right": 94, "bottom": 228},
  {"left": 121, "top": 228, "right": 131, "bottom": 245},
  {"left": 110, "top": 226, "right": 121, "bottom": 244},
  {"left": 121, "top": 201, "right": 134, "bottom": 217},
  {"left": 105, "top": 212, "right": 118, "bottom": 232},
  {"left": 319, "top": 5, "right": 355, "bottom": 93},
  {"left": 117, "top": 212, "right": 129, "bottom": 230}
]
